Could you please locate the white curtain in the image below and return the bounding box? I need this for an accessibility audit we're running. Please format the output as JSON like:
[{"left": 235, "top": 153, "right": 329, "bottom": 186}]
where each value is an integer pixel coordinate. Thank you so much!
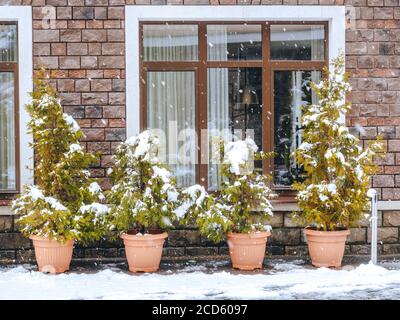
[
  {"left": 143, "top": 25, "right": 198, "bottom": 61},
  {"left": 0, "top": 72, "right": 16, "bottom": 190},
  {"left": 290, "top": 71, "right": 304, "bottom": 159},
  {"left": 0, "top": 24, "right": 17, "bottom": 62},
  {"left": 290, "top": 71, "right": 321, "bottom": 168},
  {"left": 147, "top": 71, "right": 196, "bottom": 187},
  {"left": 311, "top": 26, "right": 324, "bottom": 61},
  {"left": 207, "top": 26, "right": 229, "bottom": 190}
]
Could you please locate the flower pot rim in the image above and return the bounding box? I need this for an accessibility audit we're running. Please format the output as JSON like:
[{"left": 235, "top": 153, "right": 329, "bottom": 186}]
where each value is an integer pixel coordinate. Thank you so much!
[
  {"left": 304, "top": 227, "right": 350, "bottom": 236},
  {"left": 120, "top": 232, "right": 168, "bottom": 241},
  {"left": 227, "top": 231, "right": 271, "bottom": 239},
  {"left": 29, "top": 235, "right": 74, "bottom": 245}
]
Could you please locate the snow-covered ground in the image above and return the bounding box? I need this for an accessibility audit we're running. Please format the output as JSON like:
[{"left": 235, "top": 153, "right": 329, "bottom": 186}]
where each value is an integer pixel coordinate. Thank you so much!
[{"left": 1, "top": 260, "right": 400, "bottom": 300}]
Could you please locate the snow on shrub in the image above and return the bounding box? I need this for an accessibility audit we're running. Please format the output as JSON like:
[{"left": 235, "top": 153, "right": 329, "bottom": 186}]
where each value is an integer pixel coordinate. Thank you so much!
[
  {"left": 105, "top": 130, "right": 183, "bottom": 234},
  {"left": 180, "top": 137, "right": 277, "bottom": 243},
  {"left": 12, "top": 71, "right": 107, "bottom": 244},
  {"left": 292, "top": 54, "right": 385, "bottom": 231}
]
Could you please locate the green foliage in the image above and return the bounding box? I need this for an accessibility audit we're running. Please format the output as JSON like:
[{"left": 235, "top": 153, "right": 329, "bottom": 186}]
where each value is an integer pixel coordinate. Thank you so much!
[
  {"left": 106, "top": 131, "right": 182, "bottom": 234},
  {"left": 12, "top": 70, "right": 107, "bottom": 244},
  {"left": 292, "top": 54, "right": 385, "bottom": 231},
  {"left": 182, "top": 138, "right": 277, "bottom": 243}
]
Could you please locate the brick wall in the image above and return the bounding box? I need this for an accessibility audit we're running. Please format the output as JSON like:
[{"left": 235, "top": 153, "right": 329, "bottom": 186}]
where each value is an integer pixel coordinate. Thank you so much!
[
  {"left": 2, "top": 211, "right": 400, "bottom": 263},
  {"left": 0, "top": 0, "right": 399, "bottom": 263}
]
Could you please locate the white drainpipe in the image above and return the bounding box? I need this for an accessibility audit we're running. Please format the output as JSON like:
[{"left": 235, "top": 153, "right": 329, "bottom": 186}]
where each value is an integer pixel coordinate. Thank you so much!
[{"left": 368, "top": 189, "right": 378, "bottom": 265}]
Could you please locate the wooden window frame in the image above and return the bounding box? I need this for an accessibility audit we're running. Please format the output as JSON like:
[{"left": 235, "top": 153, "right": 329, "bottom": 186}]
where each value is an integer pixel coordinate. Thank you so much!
[
  {"left": 139, "top": 20, "right": 328, "bottom": 199},
  {"left": 0, "top": 21, "right": 19, "bottom": 194}
]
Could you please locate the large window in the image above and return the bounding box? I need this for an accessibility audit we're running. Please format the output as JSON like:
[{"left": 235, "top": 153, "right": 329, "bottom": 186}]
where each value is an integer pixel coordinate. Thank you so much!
[
  {"left": 140, "top": 21, "right": 327, "bottom": 192},
  {"left": 0, "top": 22, "right": 18, "bottom": 193}
]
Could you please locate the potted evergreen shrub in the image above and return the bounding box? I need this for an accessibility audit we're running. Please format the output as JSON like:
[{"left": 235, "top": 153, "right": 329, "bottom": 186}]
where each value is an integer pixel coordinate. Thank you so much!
[
  {"left": 106, "top": 131, "right": 182, "bottom": 272},
  {"left": 12, "top": 72, "right": 108, "bottom": 274},
  {"left": 181, "top": 137, "right": 277, "bottom": 270},
  {"left": 292, "top": 54, "right": 384, "bottom": 267}
]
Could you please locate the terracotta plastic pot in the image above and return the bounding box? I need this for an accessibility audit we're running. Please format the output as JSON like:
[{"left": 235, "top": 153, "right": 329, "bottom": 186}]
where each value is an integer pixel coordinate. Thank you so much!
[
  {"left": 304, "top": 228, "right": 350, "bottom": 268},
  {"left": 121, "top": 232, "right": 168, "bottom": 273},
  {"left": 227, "top": 231, "right": 271, "bottom": 271},
  {"left": 29, "top": 235, "right": 74, "bottom": 274}
]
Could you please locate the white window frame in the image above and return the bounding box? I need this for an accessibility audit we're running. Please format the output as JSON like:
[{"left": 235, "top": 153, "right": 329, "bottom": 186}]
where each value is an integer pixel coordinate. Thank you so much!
[
  {"left": 0, "top": 6, "right": 34, "bottom": 191},
  {"left": 125, "top": 5, "right": 346, "bottom": 139}
]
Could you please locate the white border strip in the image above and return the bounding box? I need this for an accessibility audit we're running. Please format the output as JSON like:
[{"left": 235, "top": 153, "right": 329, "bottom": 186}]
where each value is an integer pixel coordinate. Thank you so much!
[
  {"left": 0, "top": 6, "right": 34, "bottom": 191},
  {"left": 125, "top": 5, "right": 346, "bottom": 138}
]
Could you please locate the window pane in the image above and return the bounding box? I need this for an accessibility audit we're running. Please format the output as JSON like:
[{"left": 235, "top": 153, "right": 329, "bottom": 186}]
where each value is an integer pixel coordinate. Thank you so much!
[
  {"left": 143, "top": 24, "right": 198, "bottom": 61},
  {"left": 147, "top": 71, "right": 196, "bottom": 187},
  {"left": 270, "top": 25, "right": 324, "bottom": 60},
  {"left": 274, "top": 70, "right": 321, "bottom": 186},
  {"left": 0, "top": 24, "right": 17, "bottom": 62},
  {"left": 208, "top": 67, "right": 262, "bottom": 190},
  {"left": 0, "top": 72, "right": 16, "bottom": 190},
  {"left": 207, "top": 25, "right": 262, "bottom": 61}
]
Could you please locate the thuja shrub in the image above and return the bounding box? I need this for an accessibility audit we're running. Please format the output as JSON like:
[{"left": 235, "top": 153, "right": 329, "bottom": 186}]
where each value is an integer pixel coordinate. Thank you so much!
[
  {"left": 292, "top": 54, "right": 384, "bottom": 231},
  {"left": 12, "top": 71, "right": 108, "bottom": 243},
  {"left": 106, "top": 131, "right": 184, "bottom": 234},
  {"left": 180, "top": 137, "right": 277, "bottom": 243}
]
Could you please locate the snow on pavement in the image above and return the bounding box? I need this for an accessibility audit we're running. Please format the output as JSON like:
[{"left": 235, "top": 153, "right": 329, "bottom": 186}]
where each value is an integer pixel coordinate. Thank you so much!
[{"left": 1, "top": 261, "right": 400, "bottom": 300}]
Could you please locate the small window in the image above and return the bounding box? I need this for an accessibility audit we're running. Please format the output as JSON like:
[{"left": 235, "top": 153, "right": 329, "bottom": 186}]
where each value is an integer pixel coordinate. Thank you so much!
[
  {"left": 270, "top": 24, "right": 325, "bottom": 61},
  {"left": 0, "top": 23, "right": 18, "bottom": 192}
]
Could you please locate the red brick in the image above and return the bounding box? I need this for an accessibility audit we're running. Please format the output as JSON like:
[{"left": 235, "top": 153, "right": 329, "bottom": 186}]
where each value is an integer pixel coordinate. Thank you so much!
[
  {"left": 87, "top": 142, "right": 111, "bottom": 154},
  {"left": 67, "top": 43, "right": 88, "bottom": 55},
  {"left": 101, "top": 43, "right": 124, "bottom": 55},
  {"left": 91, "top": 79, "right": 112, "bottom": 92},
  {"left": 51, "top": 43, "right": 67, "bottom": 56},
  {"left": 107, "top": 29, "right": 124, "bottom": 42},
  {"left": 69, "top": 70, "right": 86, "bottom": 78},
  {"left": 59, "top": 93, "right": 81, "bottom": 106},
  {"left": 87, "top": 70, "right": 104, "bottom": 79},
  {"left": 373, "top": 175, "right": 395, "bottom": 188},
  {"left": 57, "top": 79, "right": 75, "bottom": 92},
  {"left": 108, "top": 93, "right": 125, "bottom": 105},
  {"left": 34, "top": 43, "right": 50, "bottom": 56},
  {"left": 82, "top": 30, "right": 107, "bottom": 42},
  {"left": 86, "top": 20, "right": 104, "bottom": 29},
  {"left": 82, "top": 93, "right": 108, "bottom": 105},
  {"left": 108, "top": 7, "right": 124, "bottom": 19},
  {"left": 33, "top": 30, "right": 59, "bottom": 42},
  {"left": 91, "top": 119, "right": 109, "bottom": 127},
  {"left": 73, "top": 7, "right": 94, "bottom": 20},
  {"left": 60, "top": 29, "right": 82, "bottom": 42},
  {"left": 389, "top": 140, "right": 400, "bottom": 152},
  {"left": 81, "top": 56, "right": 98, "bottom": 69},
  {"left": 105, "top": 128, "right": 126, "bottom": 141},
  {"left": 101, "top": 155, "right": 114, "bottom": 167},
  {"left": 109, "top": 118, "right": 126, "bottom": 127},
  {"left": 85, "top": 106, "right": 103, "bottom": 118},
  {"left": 374, "top": 8, "right": 393, "bottom": 20},
  {"left": 98, "top": 56, "right": 125, "bottom": 68},
  {"left": 82, "top": 128, "right": 105, "bottom": 141},
  {"left": 57, "top": 7, "right": 72, "bottom": 20},
  {"left": 103, "top": 105, "right": 125, "bottom": 118},
  {"left": 34, "top": 57, "right": 58, "bottom": 69},
  {"left": 88, "top": 43, "right": 102, "bottom": 55},
  {"left": 59, "top": 56, "right": 80, "bottom": 69},
  {"left": 75, "top": 79, "right": 90, "bottom": 91}
]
